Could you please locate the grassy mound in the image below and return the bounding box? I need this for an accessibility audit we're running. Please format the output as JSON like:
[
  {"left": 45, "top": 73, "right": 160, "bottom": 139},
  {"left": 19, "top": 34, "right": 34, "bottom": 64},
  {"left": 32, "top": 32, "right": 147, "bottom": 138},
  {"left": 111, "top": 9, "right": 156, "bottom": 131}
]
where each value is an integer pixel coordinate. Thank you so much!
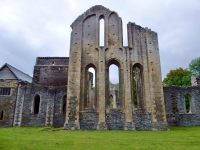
[{"left": 0, "top": 126, "right": 200, "bottom": 150}]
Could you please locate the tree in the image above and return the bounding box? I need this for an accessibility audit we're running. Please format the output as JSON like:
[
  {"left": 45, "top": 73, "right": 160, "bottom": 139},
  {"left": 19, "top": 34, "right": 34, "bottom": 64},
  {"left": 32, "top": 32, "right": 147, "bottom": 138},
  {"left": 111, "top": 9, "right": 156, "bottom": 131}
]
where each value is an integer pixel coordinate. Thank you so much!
[
  {"left": 163, "top": 67, "right": 192, "bottom": 87},
  {"left": 189, "top": 57, "right": 200, "bottom": 76}
]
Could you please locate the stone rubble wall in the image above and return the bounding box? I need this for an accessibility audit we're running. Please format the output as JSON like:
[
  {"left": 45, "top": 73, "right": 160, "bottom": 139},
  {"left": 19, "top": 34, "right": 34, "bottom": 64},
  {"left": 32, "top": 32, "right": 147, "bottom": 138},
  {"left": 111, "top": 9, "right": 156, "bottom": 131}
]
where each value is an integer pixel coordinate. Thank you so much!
[
  {"left": 15, "top": 83, "right": 67, "bottom": 127},
  {"left": 106, "top": 109, "right": 125, "bottom": 130},
  {"left": 0, "top": 80, "right": 18, "bottom": 127},
  {"left": 164, "top": 86, "right": 200, "bottom": 126},
  {"left": 79, "top": 109, "right": 98, "bottom": 130},
  {"left": 133, "top": 109, "right": 152, "bottom": 130},
  {"left": 33, "top": 57, "right": 69, "bottom": 86}
]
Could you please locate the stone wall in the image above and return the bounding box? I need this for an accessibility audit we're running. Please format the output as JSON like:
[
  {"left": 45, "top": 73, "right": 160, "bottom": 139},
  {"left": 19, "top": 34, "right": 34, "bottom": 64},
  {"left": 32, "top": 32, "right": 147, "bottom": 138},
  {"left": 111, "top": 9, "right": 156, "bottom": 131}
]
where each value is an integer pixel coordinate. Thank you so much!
[
  {"left": 191, "top": 75, "right": 200, "bottom": 86},
  {"left": 64, "top": 5, "right": 168, "bottom": 130},
  {"left": 33, "top": 57, "right": 69, "bottom": 86},
  {"left": 80, "top": 109, "right": 98, "bottom": 130},
  {"left": 79, "top": 109, "right": 152, "bottom": 130},
  {"left": 106, "top": 109, "right": 125, "bottom": 130},
  {"left": 164, "top": 86, "right": 200, "bottom": 126},
  {"left": 13, "top": 83, "right": 67, "bottom": 127},
  {"left": 133, "top": 109, "right": 152, "bottom": 130},
  {"left": 0, "top": 80, "right": 18, "bottom": 127}
]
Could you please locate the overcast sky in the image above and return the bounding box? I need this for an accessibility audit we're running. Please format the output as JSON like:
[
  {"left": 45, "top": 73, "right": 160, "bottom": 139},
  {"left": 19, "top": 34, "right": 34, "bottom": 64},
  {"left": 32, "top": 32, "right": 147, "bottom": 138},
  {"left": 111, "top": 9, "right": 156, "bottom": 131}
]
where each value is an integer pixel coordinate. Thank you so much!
[{"left": 0, "top": 0, "right": 200, "bottom": 84}]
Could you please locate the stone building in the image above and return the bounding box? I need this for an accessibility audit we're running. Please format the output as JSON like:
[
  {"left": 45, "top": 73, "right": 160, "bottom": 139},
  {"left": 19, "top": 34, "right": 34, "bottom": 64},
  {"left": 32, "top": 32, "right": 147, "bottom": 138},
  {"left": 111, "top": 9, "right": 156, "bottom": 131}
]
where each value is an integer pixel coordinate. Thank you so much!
[
  {"left": 0, "top": 63, "right": 32, "bottom": 127},
  {"left": 0, "top": 5, "right": 200, "bottom": 130}
]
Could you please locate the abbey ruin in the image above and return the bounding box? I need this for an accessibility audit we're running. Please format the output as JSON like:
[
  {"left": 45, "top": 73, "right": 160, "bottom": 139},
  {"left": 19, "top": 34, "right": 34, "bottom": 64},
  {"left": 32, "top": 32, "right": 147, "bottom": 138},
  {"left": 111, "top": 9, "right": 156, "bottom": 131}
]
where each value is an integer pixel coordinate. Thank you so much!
[{"left": 0, "top": 6, "right": 200, "bottom": 130}]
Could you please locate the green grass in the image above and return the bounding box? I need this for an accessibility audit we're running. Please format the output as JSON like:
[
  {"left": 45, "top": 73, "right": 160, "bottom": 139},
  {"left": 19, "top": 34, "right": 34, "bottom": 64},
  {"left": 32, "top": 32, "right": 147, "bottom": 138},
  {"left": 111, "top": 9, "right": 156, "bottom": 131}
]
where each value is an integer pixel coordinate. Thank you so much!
[{"left": 0, "top": 126, "right": 200, "bottom": 150}]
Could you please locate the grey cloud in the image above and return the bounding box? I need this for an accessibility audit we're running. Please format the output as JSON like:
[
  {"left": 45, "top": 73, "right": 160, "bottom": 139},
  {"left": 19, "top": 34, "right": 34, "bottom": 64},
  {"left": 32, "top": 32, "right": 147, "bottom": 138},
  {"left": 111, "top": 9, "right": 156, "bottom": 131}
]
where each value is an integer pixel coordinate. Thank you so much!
[{"left": 0, "top": 0, "right": 200, "bottom": 83}]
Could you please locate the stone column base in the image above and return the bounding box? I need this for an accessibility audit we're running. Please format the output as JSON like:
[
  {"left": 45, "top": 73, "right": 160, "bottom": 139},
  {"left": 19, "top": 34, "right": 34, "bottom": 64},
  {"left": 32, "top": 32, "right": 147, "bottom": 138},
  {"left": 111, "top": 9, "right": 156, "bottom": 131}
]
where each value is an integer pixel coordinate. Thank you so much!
[
  {"left": 97, "top": 122, "right": 107, "bottom": 130},
  {"left": 124, "top": 122, "right": 135, "bottom": 130},
  {"left": 63, "top": 122, "right": 80, "bottom": 130}
]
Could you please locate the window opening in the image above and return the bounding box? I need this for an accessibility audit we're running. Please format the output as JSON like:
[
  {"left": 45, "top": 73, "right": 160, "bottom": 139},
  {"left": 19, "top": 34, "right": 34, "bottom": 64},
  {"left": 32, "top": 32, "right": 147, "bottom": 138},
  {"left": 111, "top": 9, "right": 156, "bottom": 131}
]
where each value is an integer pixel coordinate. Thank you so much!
[
  {"left": 0, "top": 110, "right": 3, "bottom": 120},
  {"left": 100, "top": 18, "right": 104, "bottom": 46},
  {"left": 109, "top": 64, "right": 119, "bottom": 84},
  {"left": 88, "top": 67, "right": 95, "bottom": 87},
  {"left": 0, "top": 88, "right": 11, "bottom": 95},
  {"left": 109, "top": 95, "right": 113, "bottom": 107},
  {"left": 123, "top": 21, "right": 128, "bottom": 46},
  {"left": 132, "top": 64, "right": 143, "bottom": 109},
  {"left": 133, "top": 67, "right": 138, "bottom": 107},
  {"left": 34, "top": 95, "right": 40, "bottom": 114},
  {"left": 52, "top": 61, "right": 55, "bottom": 65},
  {"left": 184, "top": 93, "right": 191, "bottom": 113},
  {"left": 85, "top": 67, "right": 96, "bottom": 109},
  {"left": 109, "top": 64, "right": 119, "bottom": 108},
  {"left": 62, "top": 94, "right": 67, "bottom": 114}
]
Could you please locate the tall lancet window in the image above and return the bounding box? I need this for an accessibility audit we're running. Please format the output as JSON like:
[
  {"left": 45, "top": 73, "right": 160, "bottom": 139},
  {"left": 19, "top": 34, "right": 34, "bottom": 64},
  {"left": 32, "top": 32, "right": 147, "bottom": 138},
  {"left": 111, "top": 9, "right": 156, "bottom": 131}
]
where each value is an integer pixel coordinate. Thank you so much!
[{"left": 99, "top": 17, "right": 104, "bottom": 46}]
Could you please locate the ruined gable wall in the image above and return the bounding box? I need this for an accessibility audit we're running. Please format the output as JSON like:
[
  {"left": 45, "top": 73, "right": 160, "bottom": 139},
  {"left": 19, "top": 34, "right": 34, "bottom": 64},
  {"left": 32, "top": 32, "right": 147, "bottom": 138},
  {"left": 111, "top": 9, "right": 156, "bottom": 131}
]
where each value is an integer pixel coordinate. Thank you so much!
[
  {"left": 65, "top": 5, "right": 126, "bottom": 130},
  {"left": 164, "top": 86, "right": 200, "bottom": 126},
  {"left": 33, "top": 57, "right": 69, "bottom": 86},
  {"left": 65, "top": 5, "right": 168, "bottom": 130}
]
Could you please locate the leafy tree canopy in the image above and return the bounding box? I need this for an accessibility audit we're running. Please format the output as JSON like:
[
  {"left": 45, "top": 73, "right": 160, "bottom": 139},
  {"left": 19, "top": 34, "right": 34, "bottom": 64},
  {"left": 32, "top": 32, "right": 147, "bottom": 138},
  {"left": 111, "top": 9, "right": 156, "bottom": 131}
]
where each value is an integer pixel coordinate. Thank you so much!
[
  {"left": 189, "top": 57, "right": 200, "bottom": 76},
  {"left": 163, "top": 67, "right": 192, "bottom": 87}
]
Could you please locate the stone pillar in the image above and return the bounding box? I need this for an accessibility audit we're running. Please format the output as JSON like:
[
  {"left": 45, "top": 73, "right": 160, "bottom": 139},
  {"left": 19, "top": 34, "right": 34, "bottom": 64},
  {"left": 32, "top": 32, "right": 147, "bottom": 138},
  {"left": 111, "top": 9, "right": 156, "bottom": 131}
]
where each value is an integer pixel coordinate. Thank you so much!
[
  {"left": 88, "top": 79, "right": 93, "bottom": 109},
  {"left": 97, "top": 47, "right": 107, "bottom": 130},
  {"left": 13, "top": 83, "right": 25, "bottom": 127},
  {"left": 45, "top": 99, "right": 54, "bottom": 126},
  {"left": 145, "top": 30, "right": 168, "bottom": 130},
  {"left": 63, "top": 22, "right": 82, "bottom": 130},
  {"left": 113, "top": 93, "right": 116, "bottom": 108},
  {"left": 123, "top": 47, "right": 135, "bottom": 130}
]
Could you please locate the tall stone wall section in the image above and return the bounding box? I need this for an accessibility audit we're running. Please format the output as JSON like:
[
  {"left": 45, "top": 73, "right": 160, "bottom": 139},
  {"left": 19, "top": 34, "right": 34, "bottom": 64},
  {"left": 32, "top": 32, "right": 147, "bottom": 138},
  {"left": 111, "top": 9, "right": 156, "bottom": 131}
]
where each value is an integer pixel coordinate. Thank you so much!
[
  {"left": 164, "top": 86, "right": 200, "bottom": 126},
  {"left": 64, "top": 5, "right": 168, "bottom": 130},
  {"left": 127, "top": 22, "right": 168, "bottom": 130}
]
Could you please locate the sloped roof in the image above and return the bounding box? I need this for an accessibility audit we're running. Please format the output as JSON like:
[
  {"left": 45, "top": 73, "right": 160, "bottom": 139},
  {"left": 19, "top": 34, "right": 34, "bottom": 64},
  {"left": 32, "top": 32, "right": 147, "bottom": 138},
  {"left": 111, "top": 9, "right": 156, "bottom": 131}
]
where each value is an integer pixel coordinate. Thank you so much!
[{"left": 0, "top": 63, "right": 32, "bottom": 83}]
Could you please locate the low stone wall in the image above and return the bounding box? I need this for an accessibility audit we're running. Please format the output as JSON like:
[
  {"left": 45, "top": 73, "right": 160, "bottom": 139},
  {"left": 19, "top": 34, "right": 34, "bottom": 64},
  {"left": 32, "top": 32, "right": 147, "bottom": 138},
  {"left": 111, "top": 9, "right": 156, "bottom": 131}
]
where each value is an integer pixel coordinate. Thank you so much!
[
  {"left": 164, "top": 86, "right": 200, "bottom": 126},
  {"left": 17, "top": 84, "right": 67, "bottom": 127},
  {"left": 106, "top": 109, "right": 125, "bottom": 130},
  {"left": 133, "top": 109, "right": 152, "bottom": 130},
  {"left": 53, "top": 114, "right": 66, "bottom": 127},
  {"left": 80, "top": 109, "right": 98, "bottom": 130}
]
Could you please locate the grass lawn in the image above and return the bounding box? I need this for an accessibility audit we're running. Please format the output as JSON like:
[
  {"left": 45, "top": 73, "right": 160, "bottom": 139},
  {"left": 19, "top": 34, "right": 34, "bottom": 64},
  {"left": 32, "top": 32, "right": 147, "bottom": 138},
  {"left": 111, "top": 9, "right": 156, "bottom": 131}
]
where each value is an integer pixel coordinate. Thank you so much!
[{"left": 0, "top": 126, "right": 200, "bottom": 150}]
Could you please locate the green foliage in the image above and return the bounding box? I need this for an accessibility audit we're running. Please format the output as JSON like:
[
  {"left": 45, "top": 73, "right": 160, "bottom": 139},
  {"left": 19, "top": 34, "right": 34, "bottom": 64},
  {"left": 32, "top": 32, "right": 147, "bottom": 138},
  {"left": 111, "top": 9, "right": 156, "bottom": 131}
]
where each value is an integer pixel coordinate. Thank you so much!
[
  {"left": 133, "top": 67, "right": 138, "bottom": 106},
  {"left": 114, "top": 83, "right": 119, "bottom": 93},
  {"left": 163, "top": 67, "right": 192, "bottom": 87},
  {"left": 109, "top": 96, "right": 113, "bottom": 107},
  {"left": 184, "top": 94, "right": 190, "bottom": 113},
  {"left": 1, "top": 127, "right": 200, "bottom": 149},
  {"left": 189, "top": 57, "right": 200, "bottom": 76}
]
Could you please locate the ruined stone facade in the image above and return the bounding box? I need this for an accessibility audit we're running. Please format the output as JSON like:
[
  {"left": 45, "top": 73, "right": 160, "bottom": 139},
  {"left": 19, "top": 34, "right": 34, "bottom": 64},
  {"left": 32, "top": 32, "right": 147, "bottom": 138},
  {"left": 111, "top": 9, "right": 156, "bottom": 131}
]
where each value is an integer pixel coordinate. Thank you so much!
[
  {"left": 191, "top": 75, "right": 200, "bottom": 86},
  {"left": 64, "top": 5, "right": 168, "bottom": 130},
  {"left": 164, "top": 87, "right": 200, "bottom": 126},
  {"left": 0, "top": 5, "right": 199, "bottom": 130}
]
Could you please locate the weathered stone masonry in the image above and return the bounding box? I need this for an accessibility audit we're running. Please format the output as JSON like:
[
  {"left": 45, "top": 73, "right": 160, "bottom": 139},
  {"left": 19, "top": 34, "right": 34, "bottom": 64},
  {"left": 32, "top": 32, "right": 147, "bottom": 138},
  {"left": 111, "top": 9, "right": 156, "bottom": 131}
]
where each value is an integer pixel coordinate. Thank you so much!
[
  {"left": 64, "top": 5, "right": 168, "bottom": 130},
  {"left": 164, "top": 86, "right": 200, "bottom": 126},
  {"left": 1, "top": 5, "right": 200, "bottom": 130},
  {"left": 0, "top": 80, "right": 18, "bottom": 127}
]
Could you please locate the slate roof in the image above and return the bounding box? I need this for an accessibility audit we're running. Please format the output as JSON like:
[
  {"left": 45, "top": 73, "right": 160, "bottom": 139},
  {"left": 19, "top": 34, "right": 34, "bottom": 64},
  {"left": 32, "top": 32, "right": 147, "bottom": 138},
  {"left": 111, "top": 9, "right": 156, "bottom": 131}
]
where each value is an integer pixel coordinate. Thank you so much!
[{"left": 0, "top": 63, "right": 32, "bottom": 83}]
